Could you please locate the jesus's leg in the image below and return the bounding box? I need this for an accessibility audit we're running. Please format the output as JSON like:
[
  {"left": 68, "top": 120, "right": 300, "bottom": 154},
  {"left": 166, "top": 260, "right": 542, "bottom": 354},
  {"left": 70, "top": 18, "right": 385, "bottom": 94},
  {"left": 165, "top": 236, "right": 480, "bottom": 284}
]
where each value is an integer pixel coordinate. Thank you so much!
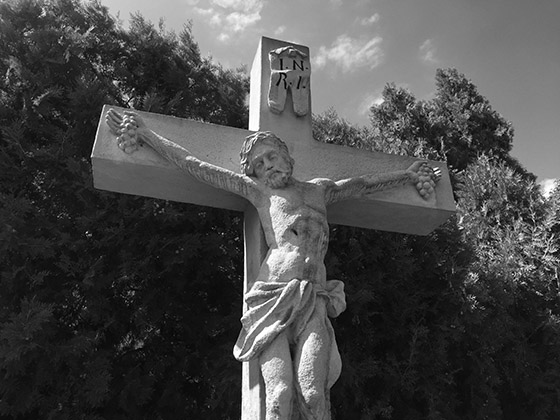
[
  {"left": 259, "top": 331, "right": 293, "bottom": 420},
  {"left": 294, "top": 300, "right": 340, "bottom": 420}
]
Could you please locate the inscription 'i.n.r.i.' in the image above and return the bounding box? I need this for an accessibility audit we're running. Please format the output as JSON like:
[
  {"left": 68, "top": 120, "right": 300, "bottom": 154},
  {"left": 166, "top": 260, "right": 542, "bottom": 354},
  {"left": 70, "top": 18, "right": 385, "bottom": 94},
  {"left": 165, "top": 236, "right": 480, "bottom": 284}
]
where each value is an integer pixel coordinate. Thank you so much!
[
  {"left": 279, "top": 58, "right": 306, "bottom": 71},
  {"left": 275, "top": 57, "right": 307, "bottom": 90},
  {"left": 268, "top": 46, "right": 311, "bottom": 116},
  {"left": 275, "top": 73, "right": 306, "bottom": 90}
]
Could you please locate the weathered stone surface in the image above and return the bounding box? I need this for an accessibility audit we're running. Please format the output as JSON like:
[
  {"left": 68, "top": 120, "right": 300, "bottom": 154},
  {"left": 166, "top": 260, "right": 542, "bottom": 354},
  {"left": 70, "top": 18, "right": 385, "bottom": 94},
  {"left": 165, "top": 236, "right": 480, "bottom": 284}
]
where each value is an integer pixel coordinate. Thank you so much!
[
  {"left": 92, "top": 107, "right": 250, "bottom": 211},
  {"left": 92, "top": 109, "right": 454, "bottom": 235},
  {"left": 268, "top": 46, "right": 311, "bottom": 116},
  {"left": 92, "top": 36, "right": 456, "bottom": 420}
]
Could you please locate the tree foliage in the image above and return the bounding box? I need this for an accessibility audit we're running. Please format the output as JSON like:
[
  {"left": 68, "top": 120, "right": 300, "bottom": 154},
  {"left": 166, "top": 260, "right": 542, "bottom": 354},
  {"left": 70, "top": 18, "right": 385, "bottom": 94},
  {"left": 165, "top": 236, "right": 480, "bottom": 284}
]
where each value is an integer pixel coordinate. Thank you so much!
[
  {"left": 313, "top": 74, "right": 560, "bottom": 419},
  {"left": 1, "top": 1, "right": 559, "bottom": 419},
  {"left": 369, "top": 69, "right": 530, "bottom": 178},
  {"left": 1, "top": 1, "right": 247, "bottom": 418}
]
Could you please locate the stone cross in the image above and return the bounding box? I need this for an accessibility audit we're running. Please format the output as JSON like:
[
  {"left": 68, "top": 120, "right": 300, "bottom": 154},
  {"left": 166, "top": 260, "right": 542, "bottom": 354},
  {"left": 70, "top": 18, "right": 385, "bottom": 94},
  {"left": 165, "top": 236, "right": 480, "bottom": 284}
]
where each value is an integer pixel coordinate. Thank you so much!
[{"left": 92, "top": 36, "right": 455, "bottom": 419}]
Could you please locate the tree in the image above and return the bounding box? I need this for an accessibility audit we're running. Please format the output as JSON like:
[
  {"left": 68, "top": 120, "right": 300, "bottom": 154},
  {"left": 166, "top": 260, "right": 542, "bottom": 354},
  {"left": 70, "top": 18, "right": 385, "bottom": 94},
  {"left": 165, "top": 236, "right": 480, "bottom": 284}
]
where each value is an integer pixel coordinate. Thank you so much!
[
  {"left": 369, "top": 69, "right": 529, "bottom": 177},
  {"left": 312, "top": 69, "right": 560, "bottom": 419},
  {"left": 453, "top": 156, "right": 560, "bottom": 419},
  {"left": 368, "top": 83, "right": 444, "bottom": 162},
  {"left": 312, "top": 107, "right": 374, "bottom": 150},
  {"left": 1, "top": 1, "right": 247, "bottom": 418},
  {"left": 547, "top": 180, "right": 560, "bottom": 237}
]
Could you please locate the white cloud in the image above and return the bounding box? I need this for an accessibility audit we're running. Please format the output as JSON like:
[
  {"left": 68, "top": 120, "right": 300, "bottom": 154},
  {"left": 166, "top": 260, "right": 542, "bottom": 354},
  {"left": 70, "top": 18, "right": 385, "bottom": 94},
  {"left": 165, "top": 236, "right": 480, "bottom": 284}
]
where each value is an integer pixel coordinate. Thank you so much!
[
  {"left": 419, "top": 39, "right": 438, "bottom": 64},
  {"left": 218, "top": 32, "right": 231, "bottom": 42},
  {"left": 193, "top": 0, "right": 264, "bottom": 41},
  {"left": 211, "top": 0, "right": 261, "bottom": 11},
  {"left": 225, "top": 10, "right": 261, "bottom": 31},
  {"left": 274, "top": 25, "right": 286, "bottom": 36},
  {"left": 211, "top": 14, "right": 222, "bottom": 26},
  {"left": 359, "top": 90, "right": 384, "bottom": 115},
  {"left": 194, "top": 7, "right": 223, "bottom": 27},
  {"left": 314, "top": 34, "right": 384, "bottom": 73},
  {"left": 539, "top": 178, "right": 558, "bottom": 198},
  {"left": 360, "top": 13, "right": 380, "bottom": 26},
  {"left": 193, "top": 6, "right": 213, "bottom": 15},
  {"left": 193, "top": 6, "right": 221, "bottom": 25}
]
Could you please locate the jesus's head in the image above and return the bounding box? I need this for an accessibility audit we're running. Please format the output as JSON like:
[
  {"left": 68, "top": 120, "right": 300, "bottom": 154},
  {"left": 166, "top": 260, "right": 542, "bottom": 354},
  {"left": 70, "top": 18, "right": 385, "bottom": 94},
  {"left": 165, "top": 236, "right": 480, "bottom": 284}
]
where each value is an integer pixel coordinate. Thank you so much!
[{"left": 240, "top": 131, "right": 294, "bottom": 189}]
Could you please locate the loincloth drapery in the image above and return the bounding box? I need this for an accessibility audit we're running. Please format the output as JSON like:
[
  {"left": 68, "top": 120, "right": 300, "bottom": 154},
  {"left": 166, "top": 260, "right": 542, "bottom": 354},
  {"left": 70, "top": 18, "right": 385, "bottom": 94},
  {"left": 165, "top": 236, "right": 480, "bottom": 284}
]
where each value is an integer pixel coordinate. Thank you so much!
[{"left": 233, "top": 279, "right": 346, "bottom": 362}]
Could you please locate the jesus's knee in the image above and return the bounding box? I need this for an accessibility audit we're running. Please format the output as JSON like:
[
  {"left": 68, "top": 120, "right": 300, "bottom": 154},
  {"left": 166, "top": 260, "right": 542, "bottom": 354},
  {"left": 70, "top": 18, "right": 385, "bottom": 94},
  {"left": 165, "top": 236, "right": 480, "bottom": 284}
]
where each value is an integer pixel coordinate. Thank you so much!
[
  {"left": 265, "top": 382, "right": 292, "bottom": 419},
  {"left": 301, "top": 386, "right": 326, "bottom": 419},
  {"left": 267, "top": 382, "right": 292, "bottom": 406}
]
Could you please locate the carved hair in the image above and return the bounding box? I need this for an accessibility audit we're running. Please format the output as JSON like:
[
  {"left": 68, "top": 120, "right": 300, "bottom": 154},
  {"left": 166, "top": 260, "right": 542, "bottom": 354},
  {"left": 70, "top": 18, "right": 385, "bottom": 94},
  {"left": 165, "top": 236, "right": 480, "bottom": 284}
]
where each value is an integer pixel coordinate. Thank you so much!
[{"left": 240, "top": 131, "right": 294, "bottom": 176}]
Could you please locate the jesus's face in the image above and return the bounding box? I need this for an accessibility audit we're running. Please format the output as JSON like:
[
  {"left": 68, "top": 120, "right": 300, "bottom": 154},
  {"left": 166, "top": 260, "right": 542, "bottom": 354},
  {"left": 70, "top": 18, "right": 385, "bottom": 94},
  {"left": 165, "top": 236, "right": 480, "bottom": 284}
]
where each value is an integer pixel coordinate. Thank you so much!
[{"left": 249, "top": 143, "right": 293, "bottom": 189}]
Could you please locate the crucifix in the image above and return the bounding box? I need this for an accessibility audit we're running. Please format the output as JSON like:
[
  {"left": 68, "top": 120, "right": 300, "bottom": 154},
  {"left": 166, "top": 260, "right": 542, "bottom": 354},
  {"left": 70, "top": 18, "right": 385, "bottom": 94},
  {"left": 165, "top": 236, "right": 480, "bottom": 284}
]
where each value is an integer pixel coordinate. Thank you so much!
[{"left": 92, "top": 37, "right": 455, "bottom": 420}]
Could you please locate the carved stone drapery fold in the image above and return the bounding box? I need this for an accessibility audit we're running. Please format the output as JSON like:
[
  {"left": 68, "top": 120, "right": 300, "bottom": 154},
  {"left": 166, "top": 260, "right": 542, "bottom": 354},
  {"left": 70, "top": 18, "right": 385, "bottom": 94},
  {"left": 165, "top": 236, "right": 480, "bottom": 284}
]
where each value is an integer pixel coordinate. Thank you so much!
[
  {"left": 268, "top": 46, "right": 311, "bottom": 117},
  {"left": 234, "top": 279, "right": 346, "bottom": 362}
]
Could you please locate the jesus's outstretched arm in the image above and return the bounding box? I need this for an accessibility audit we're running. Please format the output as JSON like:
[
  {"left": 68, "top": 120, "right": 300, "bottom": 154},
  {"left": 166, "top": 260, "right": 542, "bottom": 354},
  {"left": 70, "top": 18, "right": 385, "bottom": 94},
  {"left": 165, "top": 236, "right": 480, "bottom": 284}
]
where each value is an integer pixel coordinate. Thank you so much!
[
  {"left": 106, "top": 109, "right": 261, "bottom": 202},
  {"left": 324, "top": 161, "right": 441, "bottom": 205}
]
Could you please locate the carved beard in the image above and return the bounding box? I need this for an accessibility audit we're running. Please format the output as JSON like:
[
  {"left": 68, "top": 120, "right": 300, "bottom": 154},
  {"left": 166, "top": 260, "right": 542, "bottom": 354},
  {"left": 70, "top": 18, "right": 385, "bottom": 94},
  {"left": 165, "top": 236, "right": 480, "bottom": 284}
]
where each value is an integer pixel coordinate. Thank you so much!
[{"left": 263, "top": 170, "right": 291, "bottom": 189}]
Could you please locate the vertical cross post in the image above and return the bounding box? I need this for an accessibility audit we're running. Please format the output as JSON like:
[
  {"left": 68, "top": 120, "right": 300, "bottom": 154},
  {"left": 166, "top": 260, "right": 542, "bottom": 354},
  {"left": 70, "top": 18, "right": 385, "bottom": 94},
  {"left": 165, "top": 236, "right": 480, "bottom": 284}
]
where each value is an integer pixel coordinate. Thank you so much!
[{"left": 242, "top": 37, "right": 315, "bottom": 420}]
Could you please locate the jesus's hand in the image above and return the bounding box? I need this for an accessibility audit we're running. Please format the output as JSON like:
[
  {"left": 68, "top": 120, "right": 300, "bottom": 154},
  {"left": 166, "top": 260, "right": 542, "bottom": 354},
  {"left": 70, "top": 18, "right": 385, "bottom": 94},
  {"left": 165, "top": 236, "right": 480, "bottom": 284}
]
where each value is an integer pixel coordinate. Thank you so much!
[
  {"left": 106, "top": 109, "right": 146, "bottom": 154},
  {"left": 406, "top": 161, "right": 441, "bottom": 199}
]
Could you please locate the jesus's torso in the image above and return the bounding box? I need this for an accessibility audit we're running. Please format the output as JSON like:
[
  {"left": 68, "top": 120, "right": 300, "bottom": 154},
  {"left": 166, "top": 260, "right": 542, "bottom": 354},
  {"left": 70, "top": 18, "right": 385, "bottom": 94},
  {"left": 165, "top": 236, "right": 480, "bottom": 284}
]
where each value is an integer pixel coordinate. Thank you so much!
[{"left": 255, "top": 180, "right": 329, "bottom": 286}]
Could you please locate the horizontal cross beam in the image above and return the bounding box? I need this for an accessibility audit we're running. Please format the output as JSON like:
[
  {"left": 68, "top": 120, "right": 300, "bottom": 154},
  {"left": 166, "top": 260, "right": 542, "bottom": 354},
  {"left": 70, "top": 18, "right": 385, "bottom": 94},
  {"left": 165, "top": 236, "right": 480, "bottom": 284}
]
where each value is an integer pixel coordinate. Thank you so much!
[{"left": 92, "top": 106, "right": 455, "bottom": 235}]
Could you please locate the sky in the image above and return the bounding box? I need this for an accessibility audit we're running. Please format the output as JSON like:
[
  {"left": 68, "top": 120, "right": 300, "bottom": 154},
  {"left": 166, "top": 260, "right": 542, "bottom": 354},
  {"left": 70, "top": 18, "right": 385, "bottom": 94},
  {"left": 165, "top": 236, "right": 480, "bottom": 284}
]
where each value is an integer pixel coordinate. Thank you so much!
[{"left": 101, "top": 0, "right": 559, "bottom": 190}]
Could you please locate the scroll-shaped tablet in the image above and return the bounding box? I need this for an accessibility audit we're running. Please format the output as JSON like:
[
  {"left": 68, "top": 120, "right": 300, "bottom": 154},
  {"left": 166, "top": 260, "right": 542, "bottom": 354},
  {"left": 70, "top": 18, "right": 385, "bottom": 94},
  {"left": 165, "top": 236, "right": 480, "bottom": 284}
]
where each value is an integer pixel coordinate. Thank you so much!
[{"left": 268, "top": 46, "right": 311, "bottom": 117}]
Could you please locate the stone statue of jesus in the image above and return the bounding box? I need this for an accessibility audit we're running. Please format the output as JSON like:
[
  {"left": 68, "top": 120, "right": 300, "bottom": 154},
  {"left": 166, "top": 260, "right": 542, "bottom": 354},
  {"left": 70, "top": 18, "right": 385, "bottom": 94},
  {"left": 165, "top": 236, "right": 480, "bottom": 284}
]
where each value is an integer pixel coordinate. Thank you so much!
[{"left": 106, "top": 109, "right": 439, "bottom": 420}]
